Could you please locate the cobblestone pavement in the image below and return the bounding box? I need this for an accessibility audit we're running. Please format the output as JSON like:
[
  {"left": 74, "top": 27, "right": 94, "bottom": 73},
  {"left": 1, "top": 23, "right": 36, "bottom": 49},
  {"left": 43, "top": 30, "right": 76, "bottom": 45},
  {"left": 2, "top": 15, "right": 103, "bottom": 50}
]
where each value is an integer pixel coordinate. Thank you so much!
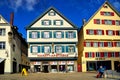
[{"left": 0, "top": 72, "right": 120, "bottom": 80}]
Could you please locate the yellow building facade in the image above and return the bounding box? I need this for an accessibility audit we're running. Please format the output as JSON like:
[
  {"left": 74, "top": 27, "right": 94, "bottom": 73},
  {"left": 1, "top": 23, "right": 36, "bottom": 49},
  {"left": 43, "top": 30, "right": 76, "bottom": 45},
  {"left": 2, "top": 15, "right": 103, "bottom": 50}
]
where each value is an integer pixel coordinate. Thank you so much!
[{"left": 78, "top": 1, "right": 120, "bottom": 72}]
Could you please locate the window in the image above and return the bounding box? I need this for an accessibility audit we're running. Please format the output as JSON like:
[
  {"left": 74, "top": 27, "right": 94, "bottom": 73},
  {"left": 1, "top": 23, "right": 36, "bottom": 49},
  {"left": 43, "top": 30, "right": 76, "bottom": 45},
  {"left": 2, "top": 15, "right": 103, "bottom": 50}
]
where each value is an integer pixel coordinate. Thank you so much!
[
  {"left": 66, "top": 31, "right": 76, "bottom": 38},
  {"left": 56, "top": 32, "right": 62, "bottom": 38},
  {"left": 0, "top": 28, "right": 5, "bottom": 36},
  {"left": 54, "top": 20, "right": 63, "bottom": 26},
  {"left": 93, "top": 42, "right": 98, "bottom": 47},
  {"left": 104, "top": 52, "right": 108, "bottom": 57},
  {"left": 106, "top": 30, "right": 115, "bottom": 35},
  {"left": 94, "top": 19, "right": 100, "bottom": 24},
  {"left": 97, "top": 30, "right": 103, "bottom": 35},
  {"left": 116, "top": 20, "right": 120, "bottom": 26},
  {"left": 29, "top": 31, "right": 40, "bottom": 38},
  {"left": 13, "top": 44, "right": 15, "bottom": 52},
  {"left": 96, "top": 52, "right": 100, "bottom": 57},
  {"left": 56, "top": 46, "right": 62, "bottom": 53},
  {"left": 116, "top": 42, "right": 120, "bottom": 47},
  {"left": 86, "top": 29, "right": 94, "bottom": 35},
  {"left": 99, "top": 42, "right": 104, "bottom": 47},
  {"left": 32, "top": 46, "right": 38, "bottom": 53},
  {"left": 108, "top": 42, "right": 112, "bottom": 47},
  {"left": 0, "top": 42, "right": 5, "bottom": 49},
  {"left": 86, "top": 42, "right": 91, "bottom": 47},
  {"left": 111, "top": 52, "right": 115, "bottom": 57},
  {"left": 44, "top": 46, "right": 51, "bottom": 53},
  {"left": 48, "top": 11, "right": 56, "bottom": 16},
  {"left": 100, "top": 11, "right": 114, "bottom": 16},
  {"left": 68, "top": 46, "right": 75, "bottom": 53},
  {"left": 116, "top": 30, "right": 120, "bottom": 36},
  {"left": 102, "top": 20, "right": 115, "bottom": 25},
  {"left": 41, "top": 20, "right": 51, "bottom": 25},
  {"left": 42, "top": 31, "right": 52, "bottom": 38}
]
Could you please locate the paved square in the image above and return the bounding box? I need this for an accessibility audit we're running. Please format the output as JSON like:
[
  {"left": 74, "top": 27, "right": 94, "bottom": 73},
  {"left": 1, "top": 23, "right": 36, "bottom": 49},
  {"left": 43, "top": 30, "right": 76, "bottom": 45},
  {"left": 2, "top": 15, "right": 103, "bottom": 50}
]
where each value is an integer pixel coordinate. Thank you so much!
[{"left": 0, "top": 72, "right": 119, "bottom": 80}]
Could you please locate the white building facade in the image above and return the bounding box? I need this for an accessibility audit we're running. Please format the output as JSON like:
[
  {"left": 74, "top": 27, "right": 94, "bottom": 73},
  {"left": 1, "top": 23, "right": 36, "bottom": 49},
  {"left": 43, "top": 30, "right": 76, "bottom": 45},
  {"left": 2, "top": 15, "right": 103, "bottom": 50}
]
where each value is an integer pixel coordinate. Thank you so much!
[
  {"left": 26, "top": 7, "right": 78, "bottom": 72},
  {"left": 0, "top": 14, "right": 29, "bottom": 74}
]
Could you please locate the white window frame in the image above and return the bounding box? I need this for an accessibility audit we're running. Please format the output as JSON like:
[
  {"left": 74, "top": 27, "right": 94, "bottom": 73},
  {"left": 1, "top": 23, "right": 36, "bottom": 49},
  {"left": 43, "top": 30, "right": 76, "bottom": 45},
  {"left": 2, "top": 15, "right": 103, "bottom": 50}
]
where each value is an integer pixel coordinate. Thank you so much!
[
  {"left": 0, "top": 42, "right": 5, "bottom": 49},
  {"left": 31, "top": 32, "right": 38, "bottom": 39},
  {"left": 56, "top": 46, "right": 62, "bottom": 53},
  {"left": 97, "top": 30, "right": 102, "bottom": 35},
  {"left": 111, "top": 52, "right": 115, "bottom": 57},
  {"left": 108, "top": 30, "right": 113, "bottom": 35},
  {"left": 0, "top": 28, "right": 5, "bottom": 36},
  {"left": 99, "top": 42, "right": 104, "bottom": 47},
  {"left": 89, "top": 30, "right": 94, "bottom": 35},
  {"left": 68, "top": 46, "right": 74, "bottom": 53},
  {"left": 96, "top": 52, "right": 100, "bottom": 57},
  {"left": 54, "top": 20, "right": 63, "bottom": 26},
  {"left": 42, "top": 20, "right": 51, "bottom": 26},
  {"left": 116, "top": 42, "right": 120, "bottom": 47},
  {"left": 93, "top": 42, "right": 98, "bottom": 47},
  {"left": 104, "top": 52, "right": 108, "bottom": 57},
  {"left": 32, "top": 46, "right": 38, "bottom": 53},
  {"left": 108, "top": 42, "right": 112, "bottom": 47},
  {"left": 44, "top": 32, "right": 50, "bottom": 38},
  {"left": 56, "top": 32, "right": 62, "bottom": 38},
  {"left": 86, "top": 42, "right": 91, "bottom": 47},
  {"left": 68, "top": 32, "right": 74, "bottom": 38},
  {"left": 44, "top": 46, "right": 50, "bottom": 53}
]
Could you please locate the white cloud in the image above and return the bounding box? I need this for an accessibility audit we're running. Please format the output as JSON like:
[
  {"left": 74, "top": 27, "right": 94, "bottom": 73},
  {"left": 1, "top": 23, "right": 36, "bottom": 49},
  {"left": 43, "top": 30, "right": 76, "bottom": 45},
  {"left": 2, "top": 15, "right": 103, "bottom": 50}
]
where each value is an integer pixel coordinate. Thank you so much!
[
  {"left": 8, "top": 0, "right": 39, "bottom": 12},
  {"left": 25, "top": 0, "right": 38, "bottom": 11}
]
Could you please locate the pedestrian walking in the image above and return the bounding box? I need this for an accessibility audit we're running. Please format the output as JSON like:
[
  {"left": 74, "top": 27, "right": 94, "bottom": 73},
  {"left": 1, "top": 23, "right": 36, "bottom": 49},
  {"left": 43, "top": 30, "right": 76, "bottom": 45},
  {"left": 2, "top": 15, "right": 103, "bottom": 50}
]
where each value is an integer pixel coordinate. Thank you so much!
[{"left": 96, "top": 66, "right": 105, "bottom": 78}]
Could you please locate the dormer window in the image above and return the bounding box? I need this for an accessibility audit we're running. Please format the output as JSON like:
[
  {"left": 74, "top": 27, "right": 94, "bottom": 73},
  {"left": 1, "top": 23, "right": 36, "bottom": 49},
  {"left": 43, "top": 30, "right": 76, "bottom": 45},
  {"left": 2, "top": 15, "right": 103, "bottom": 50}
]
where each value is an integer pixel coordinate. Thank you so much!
[
  {"left": 48, "top": 11, "right": 56, "bottom": 16},
  {"left": 103, "top": 5, "right": 108, "bottom": 8}
]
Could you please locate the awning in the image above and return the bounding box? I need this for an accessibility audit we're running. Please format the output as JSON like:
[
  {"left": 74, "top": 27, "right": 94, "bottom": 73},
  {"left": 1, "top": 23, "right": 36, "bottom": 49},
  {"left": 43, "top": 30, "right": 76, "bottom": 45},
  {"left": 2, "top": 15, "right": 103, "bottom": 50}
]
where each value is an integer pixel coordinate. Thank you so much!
[{"left": 0, "top": 58, "right": 5, "bottom": 63}]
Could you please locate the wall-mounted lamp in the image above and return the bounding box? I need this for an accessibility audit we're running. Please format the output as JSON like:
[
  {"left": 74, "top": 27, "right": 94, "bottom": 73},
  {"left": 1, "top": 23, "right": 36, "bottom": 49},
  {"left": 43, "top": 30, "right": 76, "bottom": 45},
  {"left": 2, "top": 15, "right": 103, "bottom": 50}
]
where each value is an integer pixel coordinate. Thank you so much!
[{"left": 8, "top": 32, "right": 13, "bottom": 42}]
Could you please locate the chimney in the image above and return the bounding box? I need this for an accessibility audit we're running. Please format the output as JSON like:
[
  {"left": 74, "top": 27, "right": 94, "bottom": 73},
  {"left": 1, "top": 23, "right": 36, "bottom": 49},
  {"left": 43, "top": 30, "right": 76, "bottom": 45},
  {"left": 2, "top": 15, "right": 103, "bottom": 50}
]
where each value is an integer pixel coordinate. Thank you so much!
[
  {"left": 82, "top": 19, "right": 86, "bottom": 25},
  {"left": 10, "top": 12, "right": 14, "bottom": 26}
]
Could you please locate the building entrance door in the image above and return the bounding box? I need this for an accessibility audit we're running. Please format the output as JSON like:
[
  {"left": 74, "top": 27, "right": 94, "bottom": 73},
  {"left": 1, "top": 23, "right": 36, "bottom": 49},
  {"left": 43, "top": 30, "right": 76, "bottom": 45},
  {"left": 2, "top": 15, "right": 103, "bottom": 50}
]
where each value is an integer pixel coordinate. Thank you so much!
[
  {"left": 43, "top": 65, "right": 48, "bottom": 73},
  {"left": 0, "top": 61, "right": 5, "bottom": 74},
  {"left": 13, "top": 61, "right": 17, "bottom": 73}
]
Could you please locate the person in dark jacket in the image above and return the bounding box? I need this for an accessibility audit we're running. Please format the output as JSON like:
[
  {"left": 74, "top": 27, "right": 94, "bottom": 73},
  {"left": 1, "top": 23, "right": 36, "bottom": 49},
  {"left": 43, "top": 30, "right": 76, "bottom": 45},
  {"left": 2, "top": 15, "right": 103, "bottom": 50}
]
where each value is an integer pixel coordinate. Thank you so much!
[{"left": 98, "top": 66, "right": 105, "bottom": 78}]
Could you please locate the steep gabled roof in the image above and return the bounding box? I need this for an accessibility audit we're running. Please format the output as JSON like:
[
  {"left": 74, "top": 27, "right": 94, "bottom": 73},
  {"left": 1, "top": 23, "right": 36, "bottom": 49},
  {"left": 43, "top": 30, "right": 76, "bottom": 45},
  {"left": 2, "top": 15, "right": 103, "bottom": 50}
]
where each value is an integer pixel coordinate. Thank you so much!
[
  {"left": 0, "top": 15, "right": 10, "bottom": 25},
  {"left": 82, "top": 1, "right": 120, "bottom": 27},
  {"left": 26, "top": 7, "right": 78, "bottom": 30}
]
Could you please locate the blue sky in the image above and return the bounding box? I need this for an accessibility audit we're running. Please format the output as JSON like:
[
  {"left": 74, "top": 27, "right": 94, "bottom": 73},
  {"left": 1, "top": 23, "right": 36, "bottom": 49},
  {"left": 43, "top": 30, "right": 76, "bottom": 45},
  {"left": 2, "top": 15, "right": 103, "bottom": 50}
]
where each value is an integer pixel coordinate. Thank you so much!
[{"left": 0, "top": 0, "right": 120, "bottom": 39}]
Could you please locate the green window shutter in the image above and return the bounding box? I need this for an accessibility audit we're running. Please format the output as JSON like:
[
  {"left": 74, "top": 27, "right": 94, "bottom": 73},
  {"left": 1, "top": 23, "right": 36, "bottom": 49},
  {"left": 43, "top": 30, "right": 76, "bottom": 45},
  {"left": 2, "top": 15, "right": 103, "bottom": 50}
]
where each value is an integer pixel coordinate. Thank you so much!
[
  {"left": 55, "top": 46, "right": 56, "bottom": 53},
  {"left": 38, "top": 46, "right": 40, "bottom": 53},
  {"left": 42, "top": 46, "right": 44, "bottom": 53},
  {"left": 37, "top": 32, "right": 40, "bottom": 38},
  {"left": 66, "top": 32, "right": 68, "bottom": 38},
  {"left": 50, "top": 31, "right": 52, "bottom": 38},
  {"left": 66, "top": 46, "right": 69, "bottom": 52},
  {"left": 50, "top": 46, "right": 51, "bottom": 53},
  {"left": 54, "top": 31, "right": 56, "bottom": 38},
  {"left": 41, "top": 20, "right": 44, "bottom": 25},
  {"left": 49, "top": 20, "right": 51, "bottom": 25},
  {"left": 29, "top": 32, "right": 32, "bottom": 38},
  {"left": 74, "top": 46, "right": 76, "bottom": 52},
  {"left": 41, "top": 32, "right": 44, "bottom": 38},
  {"left": 62, "top": 46, "right": 64, "bottom": 52},
  {"left": 61, "top": 20, "right": 63, "bottom": 25},
  {"left": 74, "top": 32, "right": 76, "bottom": 38},
  {"left": 30, "top": 46, "right": 32, "bottom": 53},
  {"left": 54, "top": 20, "right": 56, "bottom": 25},
  {"left": 62, "top": 32, "right": 64, "bottom": 38}
]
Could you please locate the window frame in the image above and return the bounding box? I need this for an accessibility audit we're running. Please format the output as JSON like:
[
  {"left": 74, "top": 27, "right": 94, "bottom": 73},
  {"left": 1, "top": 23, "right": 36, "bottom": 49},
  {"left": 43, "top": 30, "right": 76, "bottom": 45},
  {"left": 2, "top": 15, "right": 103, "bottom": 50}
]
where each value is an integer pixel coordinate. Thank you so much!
[
  {"left": 41, "top": 20, "right": 51, "bottom": 26},
  {"left": 0, "top": 28, "right": 5, "bottom": 36},
  {"left": 54, "top": 20, "right": 63, "bottom": 26},
  {"left": 0, "top": 42, "right": 5, "bottom": 49}
]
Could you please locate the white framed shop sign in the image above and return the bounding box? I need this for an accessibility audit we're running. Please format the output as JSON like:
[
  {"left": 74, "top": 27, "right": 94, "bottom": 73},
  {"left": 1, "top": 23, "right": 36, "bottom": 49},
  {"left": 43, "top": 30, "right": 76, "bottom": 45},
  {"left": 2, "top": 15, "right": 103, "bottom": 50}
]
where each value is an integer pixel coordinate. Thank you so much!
[
  {"left": 67, "top": 61, "right": 74, "bottom": 65},
  {"left": 50, "top": 61, "right": 57, "bottom": 65}
]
